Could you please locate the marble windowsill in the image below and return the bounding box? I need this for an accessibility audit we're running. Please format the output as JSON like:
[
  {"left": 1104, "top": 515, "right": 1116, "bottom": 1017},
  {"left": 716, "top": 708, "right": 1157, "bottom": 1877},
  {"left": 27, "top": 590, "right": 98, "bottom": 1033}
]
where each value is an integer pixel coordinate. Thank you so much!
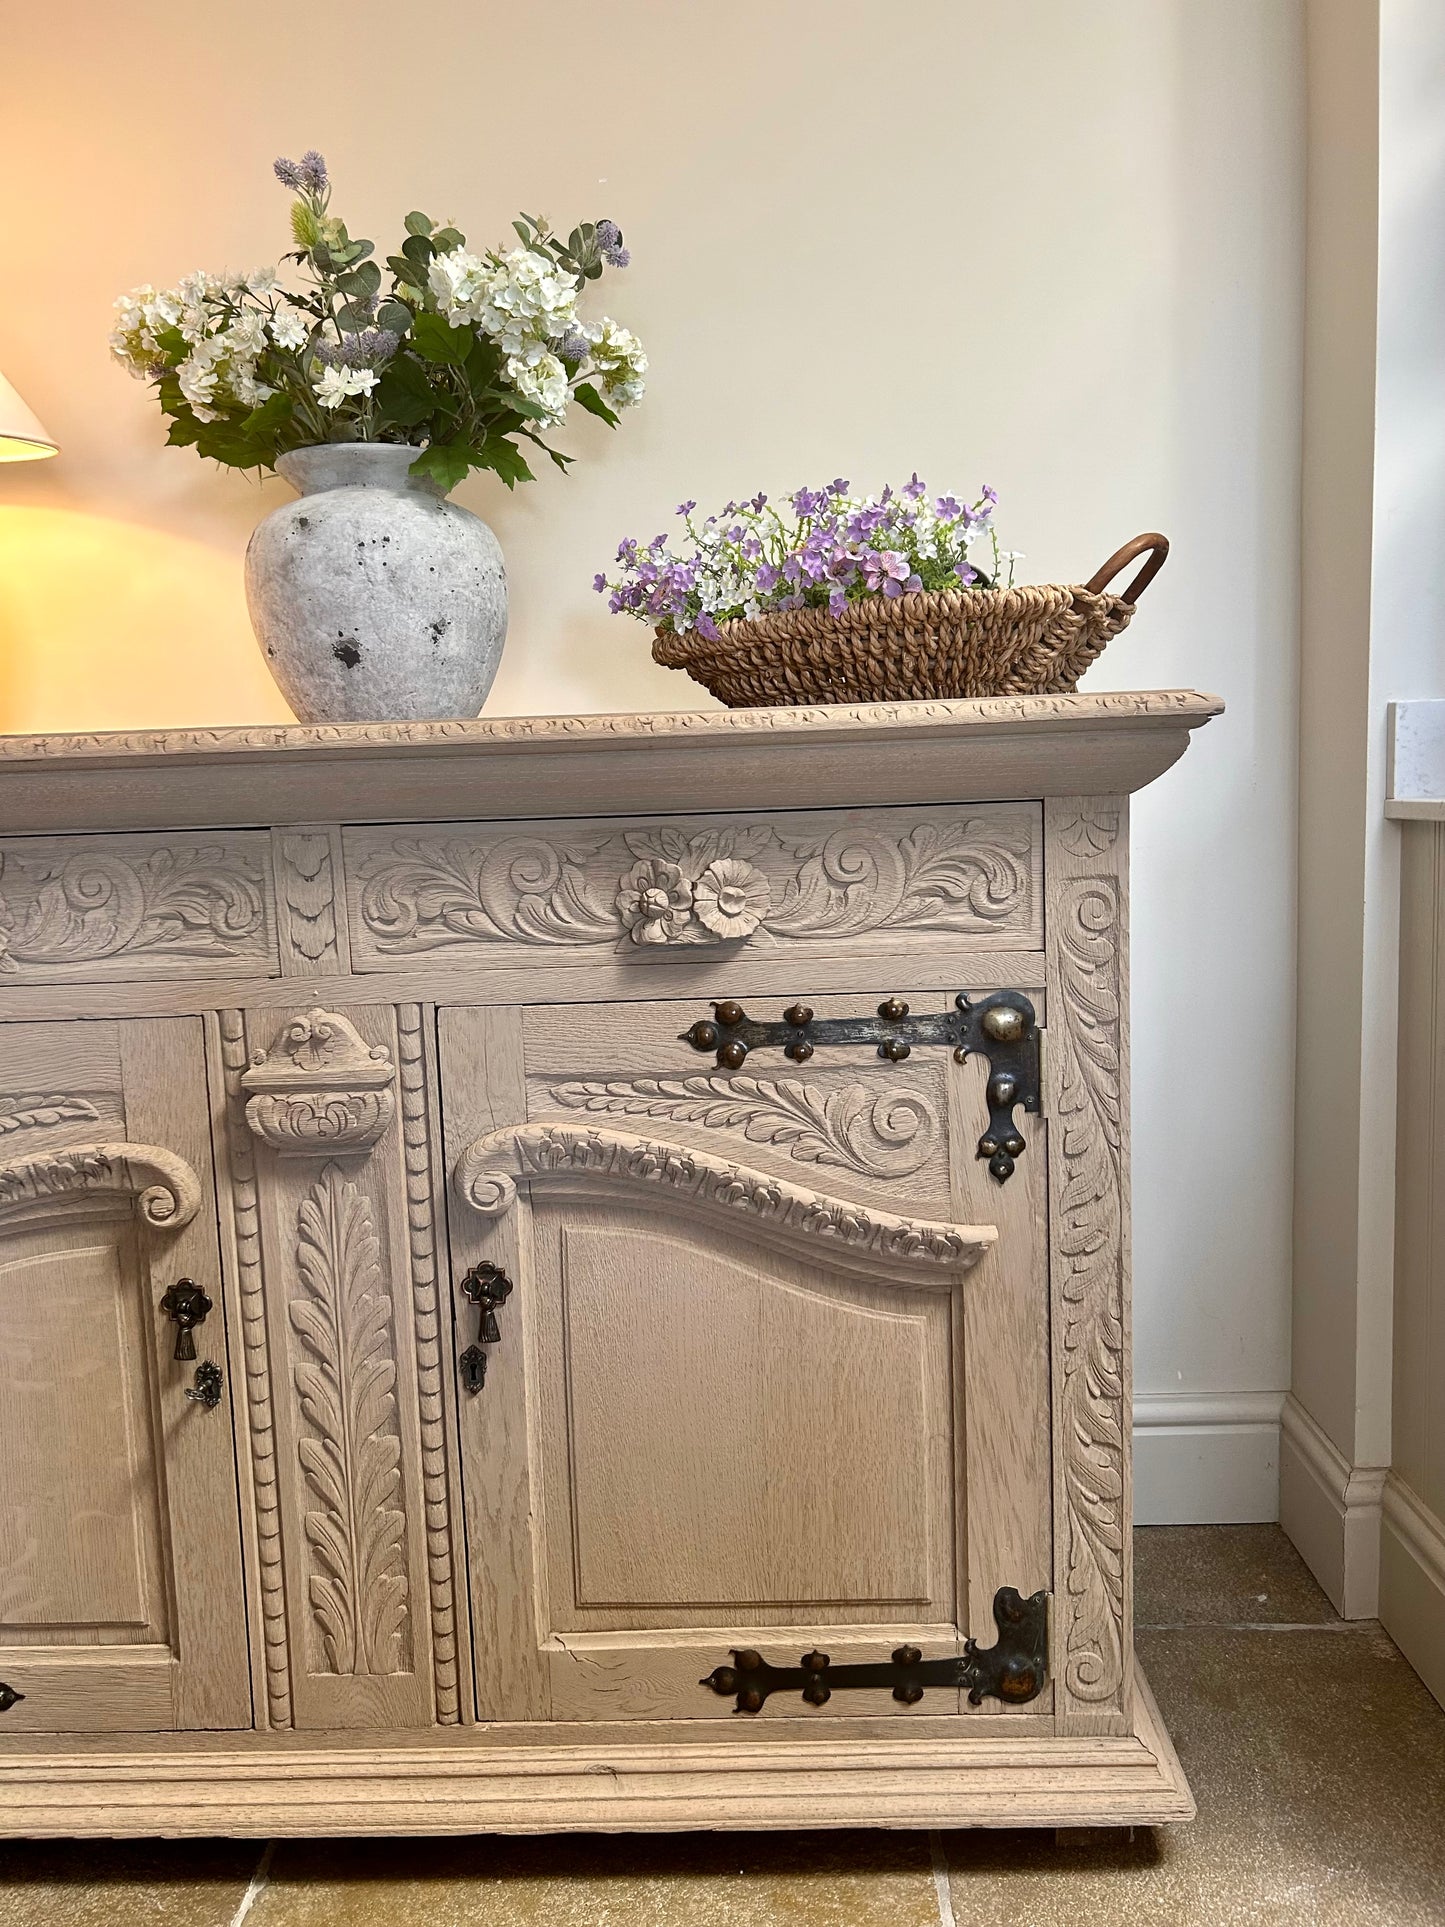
[{"left": 1387, "top": 700, "right": 1445, "bottom": 818}]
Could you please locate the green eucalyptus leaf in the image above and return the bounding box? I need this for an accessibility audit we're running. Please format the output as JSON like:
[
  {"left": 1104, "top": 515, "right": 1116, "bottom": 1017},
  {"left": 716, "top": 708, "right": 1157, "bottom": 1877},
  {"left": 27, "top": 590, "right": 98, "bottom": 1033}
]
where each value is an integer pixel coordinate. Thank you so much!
[
  {"left": 404, "top": 210, "right": 435, "bottom": 237},
  {"left": 401, "top": 232, "right": 435, "bottom": 267},
  {"left": 375, "top": 298, "right": 413, "bottom": 334},
  {"left": 386, "top": 254, "right": 417, "bottom": 282},
  {"left": 411, "top": 311, "right": 472, "bottom": 366},
  {"left": 431, "top": 226, "right": 464, "bottom": 252},
  {"left": 337, "top": 260, "right": 382, "bottom": 298},
  {"left": 573, "top": 381, "right": 620, "bottom": 428}
]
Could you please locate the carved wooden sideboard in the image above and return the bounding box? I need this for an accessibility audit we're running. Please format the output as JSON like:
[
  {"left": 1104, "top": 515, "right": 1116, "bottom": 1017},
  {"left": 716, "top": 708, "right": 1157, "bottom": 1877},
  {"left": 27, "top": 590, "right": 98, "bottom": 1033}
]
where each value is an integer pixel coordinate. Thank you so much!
[{"left": 0, "top": 692, "right": 1219, "bottom": 1835}]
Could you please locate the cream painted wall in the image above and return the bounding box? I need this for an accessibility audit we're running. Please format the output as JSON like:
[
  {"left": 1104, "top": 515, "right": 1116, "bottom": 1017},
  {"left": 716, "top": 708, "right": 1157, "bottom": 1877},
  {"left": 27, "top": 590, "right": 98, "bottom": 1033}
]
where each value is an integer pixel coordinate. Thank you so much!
[{"left": 0, "top": 0, "right": 1304, "bottom": 1514}]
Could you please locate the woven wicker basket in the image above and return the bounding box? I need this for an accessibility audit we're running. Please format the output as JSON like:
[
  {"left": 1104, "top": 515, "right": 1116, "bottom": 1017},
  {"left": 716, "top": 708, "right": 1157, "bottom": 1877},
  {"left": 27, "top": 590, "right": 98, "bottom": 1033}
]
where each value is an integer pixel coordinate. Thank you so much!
[{"left": 652, "top": 532, "right": 1169, "bottom": 707}]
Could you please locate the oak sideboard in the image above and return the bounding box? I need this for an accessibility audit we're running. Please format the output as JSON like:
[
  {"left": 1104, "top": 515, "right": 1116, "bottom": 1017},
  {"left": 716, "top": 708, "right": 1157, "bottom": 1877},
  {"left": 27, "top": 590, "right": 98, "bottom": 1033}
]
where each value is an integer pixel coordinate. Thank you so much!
[{"left": 0, "top": 691, "right": 1219, "bottom": 1836}]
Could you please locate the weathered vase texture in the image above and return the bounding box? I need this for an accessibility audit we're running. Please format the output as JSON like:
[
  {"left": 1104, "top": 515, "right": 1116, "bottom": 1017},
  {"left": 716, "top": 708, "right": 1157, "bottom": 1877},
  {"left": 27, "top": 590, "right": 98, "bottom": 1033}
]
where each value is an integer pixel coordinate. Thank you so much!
[{"left": 244, "top": 444, "right": 508, "bottom": 723}]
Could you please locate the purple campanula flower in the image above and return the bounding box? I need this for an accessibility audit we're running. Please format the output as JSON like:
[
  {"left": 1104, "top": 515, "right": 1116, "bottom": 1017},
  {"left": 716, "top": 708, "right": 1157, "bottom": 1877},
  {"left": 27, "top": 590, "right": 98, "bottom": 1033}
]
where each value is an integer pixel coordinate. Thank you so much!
[
  {"left": 934, "top": 494, "right": 961, "bottom": 518},
  {"left": 695, "top": 611, "right": 721, "bottom": 640},
  {"left": 830, "top": 477, "right": 849, "bottom": 495},
  {"left": 829, "top": 588, "right": 848, "bottom": 615},
  {"left": 750, "top": 493, "right": 767, "bottom": 511},
  {"left": 903, "top": 471, "right": 925, "bottom": 500},
  {"left": 594, "top": 573, "right": 607, "bottom": 593},
  {"left": 756, "top": 562, "right": 781, "bottom": 593},
  {"left": 676, "top": 500, "right": 696, "bottom": 516}
]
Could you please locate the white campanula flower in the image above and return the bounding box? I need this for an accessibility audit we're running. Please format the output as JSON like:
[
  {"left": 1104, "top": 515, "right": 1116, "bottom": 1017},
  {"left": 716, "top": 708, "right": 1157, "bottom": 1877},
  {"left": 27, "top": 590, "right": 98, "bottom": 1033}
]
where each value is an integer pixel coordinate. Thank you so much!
[
  {"left": 585, "top": 318, "right": 647, "bottom": 408},
  {"left": 269, "top": 310, "right": 309, "bottom": 352},
  {"left": 313, "top": 364, "right": 380, "bottom": 409}
]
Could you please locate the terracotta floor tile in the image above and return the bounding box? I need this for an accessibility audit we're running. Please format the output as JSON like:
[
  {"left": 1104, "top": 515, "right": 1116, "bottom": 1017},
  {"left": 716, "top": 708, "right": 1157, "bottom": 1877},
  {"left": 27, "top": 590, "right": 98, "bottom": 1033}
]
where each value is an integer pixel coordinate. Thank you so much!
[
  {"left": 1135, "top": 1523, "right": 1340, "bottom": 1627},
  {"left": 0, "top": 1838, "right": 263, "bottom": 1927},
  {"left": 250, "top": 1832, "right": 941, "bottom": 1926}
]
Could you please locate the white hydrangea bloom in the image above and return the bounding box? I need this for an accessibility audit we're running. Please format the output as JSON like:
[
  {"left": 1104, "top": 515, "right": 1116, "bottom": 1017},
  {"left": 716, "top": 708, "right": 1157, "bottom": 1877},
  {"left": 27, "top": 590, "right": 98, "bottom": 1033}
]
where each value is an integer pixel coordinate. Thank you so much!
[
  {"left": 269, "top": 310, "right": 309, "bottom": 352},
  {"left": 585, "top": 318, "right": 647, "bottom": 408},
  {"left": 504, "top": 349, "right": 568, "bottom": 426},
  {"left": 177, "top": 337, "right": 226, "bottom": 419},
  {"left": 108, "top": 284, "right": 184, "bottom": 376},
  {"left": 313, "top": 365, "right": 380, "bottom": 409},
  {"left": 427, "top": 247, "right": 492, "bottom": 325}
]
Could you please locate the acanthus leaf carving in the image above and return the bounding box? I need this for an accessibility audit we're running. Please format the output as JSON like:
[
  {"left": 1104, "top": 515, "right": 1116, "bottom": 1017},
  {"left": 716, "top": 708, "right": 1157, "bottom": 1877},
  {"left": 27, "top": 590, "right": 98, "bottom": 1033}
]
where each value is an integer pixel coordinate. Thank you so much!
[
  {"left": 453, "top": 1121, "right": 993, "bottom": 1281},
  {"left": 0, "top": 1140, "right": 201, "bottom": 1228},
  {"left": 547, "top": 1076, "right": 938, "bottom": 1180},
  {"left": 0, "top": 839, "right": 268, "bottom": 974},
  {"left": 1051, "top": 861, "right": 1126, "bottom": 1707},
  {"left": 353, "top": 810, "right": 1034, "bottom": 959},
  {"left": 290, "top": 1161, "right": 410, "bottom": 1678},
  {"left": 243, "top": 1008, "right": 395, "bottom": 1156}
]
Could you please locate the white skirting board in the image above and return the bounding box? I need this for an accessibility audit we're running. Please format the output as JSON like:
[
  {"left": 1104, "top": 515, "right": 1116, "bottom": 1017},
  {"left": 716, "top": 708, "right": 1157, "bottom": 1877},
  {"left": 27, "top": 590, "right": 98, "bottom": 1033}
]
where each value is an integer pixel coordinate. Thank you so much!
[
  {"left": 1277, "top": 1393, "right": 1388, "bottom": 1617},
  {"left": 1380, "top": 1473, "right": 1445, "bottom": 1711},
  {"left": 1132, "top": 1391, "right": 1286, "bottom": 1525}
]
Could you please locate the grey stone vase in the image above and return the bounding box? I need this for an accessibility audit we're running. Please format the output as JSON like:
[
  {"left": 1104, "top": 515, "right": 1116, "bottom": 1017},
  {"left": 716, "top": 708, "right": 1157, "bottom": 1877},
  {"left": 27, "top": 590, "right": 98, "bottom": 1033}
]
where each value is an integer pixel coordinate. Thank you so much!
[{"left": 244, "top": 443, "right": 508, "bottom": 723}]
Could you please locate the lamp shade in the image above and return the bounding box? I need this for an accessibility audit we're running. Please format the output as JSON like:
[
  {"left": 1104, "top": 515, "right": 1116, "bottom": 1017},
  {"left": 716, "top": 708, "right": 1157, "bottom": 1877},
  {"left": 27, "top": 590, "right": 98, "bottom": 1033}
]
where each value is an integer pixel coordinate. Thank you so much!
[{"left": 0, "top": 369, "right": 58, "bottom": 461}]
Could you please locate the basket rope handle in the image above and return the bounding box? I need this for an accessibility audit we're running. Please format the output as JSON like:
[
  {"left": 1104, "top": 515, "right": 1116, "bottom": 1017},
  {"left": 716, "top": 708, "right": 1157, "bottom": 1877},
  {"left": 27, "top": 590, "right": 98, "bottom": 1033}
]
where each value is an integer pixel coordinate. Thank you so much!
[{"left": 1084, "top": 532, "right": 1169, "bottom": 604}]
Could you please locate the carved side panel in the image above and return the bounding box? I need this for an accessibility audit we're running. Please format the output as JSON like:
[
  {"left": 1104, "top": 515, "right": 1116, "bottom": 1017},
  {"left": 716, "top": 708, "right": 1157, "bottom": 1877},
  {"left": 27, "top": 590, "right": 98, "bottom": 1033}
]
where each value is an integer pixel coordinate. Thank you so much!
[
  {"left": 0, "top": 833, "right": 276, "bottom": 982},
  {"left": 240, "top": 1003, "right": 437, "bottom": 1730},
  {"left": 344, "top": 801, "right": 1041, "bottom": 967},
  {"left": 1045, "top": 797, "right": 1131, "bottom": 1734},
  {"left": 272, "top": 826, "right": 351, "bottom": 977}
]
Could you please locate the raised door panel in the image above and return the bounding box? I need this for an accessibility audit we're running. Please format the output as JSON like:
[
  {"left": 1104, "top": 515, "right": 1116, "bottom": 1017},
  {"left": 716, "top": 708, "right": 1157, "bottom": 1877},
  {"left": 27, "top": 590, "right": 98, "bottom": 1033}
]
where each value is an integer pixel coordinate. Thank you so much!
[
  {"left": 441, "top": 987, "right": 1052, "bottom": 1728},
  {"left": 0, "top": 1018, "right": 250, "bottom": 1733}
]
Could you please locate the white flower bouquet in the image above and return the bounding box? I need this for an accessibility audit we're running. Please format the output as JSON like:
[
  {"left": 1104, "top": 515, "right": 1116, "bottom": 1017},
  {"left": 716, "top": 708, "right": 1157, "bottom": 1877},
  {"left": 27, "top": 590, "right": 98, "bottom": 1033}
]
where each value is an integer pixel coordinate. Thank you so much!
[{"left": 110, "top": 151, "right": 646, "bottom": 490}]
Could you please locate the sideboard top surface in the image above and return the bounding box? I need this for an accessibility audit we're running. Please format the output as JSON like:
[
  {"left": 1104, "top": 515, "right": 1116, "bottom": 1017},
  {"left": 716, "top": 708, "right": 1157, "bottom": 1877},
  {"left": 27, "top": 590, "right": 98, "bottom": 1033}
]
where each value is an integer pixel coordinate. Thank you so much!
[{"left": 0, "top": 690, "right": 1222, "bottom": 835}]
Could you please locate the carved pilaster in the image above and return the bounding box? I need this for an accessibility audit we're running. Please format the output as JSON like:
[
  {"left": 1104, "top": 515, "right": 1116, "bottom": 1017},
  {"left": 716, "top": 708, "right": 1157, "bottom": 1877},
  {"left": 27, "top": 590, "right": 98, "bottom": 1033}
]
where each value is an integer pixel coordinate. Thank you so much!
[
  {"left": 220, "top": 1009, "right": 292, "bottom": 1729},
  {"left": 397, "top": 1005, "right": 461, "bottom": 1724},
  {"left": 1045, "top": 796, "right": 1130, "bottom": 1732}
]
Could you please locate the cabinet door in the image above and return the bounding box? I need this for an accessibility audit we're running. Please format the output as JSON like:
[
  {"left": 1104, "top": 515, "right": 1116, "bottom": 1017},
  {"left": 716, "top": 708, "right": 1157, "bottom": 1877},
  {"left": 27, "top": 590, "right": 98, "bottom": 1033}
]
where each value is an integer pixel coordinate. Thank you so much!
[
  {"left": 439, "top": 988, "right": 1050, "bottom": 1724},
  {"left": 0, "top": 1019, "right": 250, "bottom": 1732}
]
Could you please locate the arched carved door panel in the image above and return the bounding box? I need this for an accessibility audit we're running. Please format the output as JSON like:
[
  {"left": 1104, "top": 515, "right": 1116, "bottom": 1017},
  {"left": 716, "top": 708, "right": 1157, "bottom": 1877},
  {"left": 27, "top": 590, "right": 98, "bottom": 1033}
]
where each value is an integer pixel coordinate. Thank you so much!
[
  {"left": 0, "top": 1018, "right": 249, "bottom": 1732},
  {"left": 439, "top": 992, "right": 1051, "bottom": 1725}
]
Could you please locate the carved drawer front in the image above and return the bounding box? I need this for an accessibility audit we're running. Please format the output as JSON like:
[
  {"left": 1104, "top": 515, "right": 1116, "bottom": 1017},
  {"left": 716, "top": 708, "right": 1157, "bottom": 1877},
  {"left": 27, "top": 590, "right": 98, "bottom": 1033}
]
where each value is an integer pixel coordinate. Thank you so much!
[
  {"left": 439, "top": 993, "right": 1053, "bottom": 1728},
  {"left": 0, "top": 1018, "right": 250, "bottom": 1733},
  {"left": 344, "top": 801, "right": 1041, "bottom": 972},
  {"left": 0, "top": 832, "right": 277, "bottom": 983}
]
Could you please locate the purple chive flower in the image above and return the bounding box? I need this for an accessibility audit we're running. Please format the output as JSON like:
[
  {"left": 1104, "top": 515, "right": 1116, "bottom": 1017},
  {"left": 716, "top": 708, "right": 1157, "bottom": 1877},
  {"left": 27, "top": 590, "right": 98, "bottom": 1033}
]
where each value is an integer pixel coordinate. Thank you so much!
[
  {"left": 299, "top": 150, "right": 328, "bottom": 193},
  {"left": 273, "top": 156, "right": 305, "bottom": 189},
  {"left": 595, "top": 219, "right": 630, "bottom": 267},
  {"left": 555, "top": 329, "right": 589, "bottom": 363}
]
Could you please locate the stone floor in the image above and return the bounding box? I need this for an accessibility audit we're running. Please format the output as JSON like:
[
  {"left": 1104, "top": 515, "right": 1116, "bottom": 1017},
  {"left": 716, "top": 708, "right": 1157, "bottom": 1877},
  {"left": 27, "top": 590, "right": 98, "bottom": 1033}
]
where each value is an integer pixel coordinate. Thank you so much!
[{"left": 2, "top": 1526, "right": 1444, "bottom": 1926}]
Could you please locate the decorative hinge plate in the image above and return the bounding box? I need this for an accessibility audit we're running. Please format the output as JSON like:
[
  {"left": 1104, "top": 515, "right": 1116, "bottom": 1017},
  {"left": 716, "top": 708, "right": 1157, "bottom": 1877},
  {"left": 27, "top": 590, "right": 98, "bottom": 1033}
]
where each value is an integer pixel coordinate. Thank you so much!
[{"left": 701, "top": 1585, "right": 1049, "bottom": 1712}]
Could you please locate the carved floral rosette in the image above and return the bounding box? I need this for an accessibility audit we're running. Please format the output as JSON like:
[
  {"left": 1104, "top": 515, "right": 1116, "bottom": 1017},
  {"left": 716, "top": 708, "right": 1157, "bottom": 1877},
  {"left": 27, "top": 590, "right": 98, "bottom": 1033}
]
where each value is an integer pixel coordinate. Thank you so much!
[{"left": 243, "top": 1008, "right": 396, "bottom": 1157}]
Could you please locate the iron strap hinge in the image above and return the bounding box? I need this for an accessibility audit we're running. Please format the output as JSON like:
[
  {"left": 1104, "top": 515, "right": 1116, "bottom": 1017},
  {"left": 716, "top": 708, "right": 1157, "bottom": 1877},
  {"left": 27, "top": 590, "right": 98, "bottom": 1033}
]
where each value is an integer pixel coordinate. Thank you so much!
[
  {"left": 701, "top": 1586, "right": 1050, "bottom": 1713},
  {"left": 682, "top": 989, "right": 1042, "bottom": 1182}
]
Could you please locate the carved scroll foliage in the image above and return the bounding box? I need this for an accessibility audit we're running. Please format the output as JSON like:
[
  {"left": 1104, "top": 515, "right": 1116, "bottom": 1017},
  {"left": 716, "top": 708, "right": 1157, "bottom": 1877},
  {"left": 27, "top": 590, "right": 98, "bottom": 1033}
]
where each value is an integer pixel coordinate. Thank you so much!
[
  {"left": 454, "top": 1122, "right": 994, "bottom": 1279},
  {"left": 0, "top": 839, "right": 268, "bottom": 974},
  {"left": 289, "top": 1162, "right": 409, "bottom": 1678},
  {"left": 1053, "top": 869, "right": 1126, "bottom": 1705},
  {"left": 352, "top": 810, "right": 1034, "bottom": 958},
  {"left": 0, "top": 1141, "right": 201, "bottom": 1228},
  {"left": 243, "top": 1008, "right": 396, "bottom": 1156},
  {"left": 548, "top": 1076, "right": 939, "bottom": 1180}
]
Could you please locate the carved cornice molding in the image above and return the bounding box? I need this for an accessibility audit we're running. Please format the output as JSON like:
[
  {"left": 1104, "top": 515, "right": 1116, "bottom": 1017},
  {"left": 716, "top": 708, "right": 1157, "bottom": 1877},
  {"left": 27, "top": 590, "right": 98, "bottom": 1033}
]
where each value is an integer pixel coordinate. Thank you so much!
[
  {"left": 243, "top": 1008, "right": 396, "bottom": 1156},
  {"left": 0, "top": 690, "right": 1225, "bottom": 766},
  {"left": 0, "top": 1141, "right": 202, "bottom": 1228},
  {"left": 452, "top": 1121, "right": 994, "bottom": 1281}
]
